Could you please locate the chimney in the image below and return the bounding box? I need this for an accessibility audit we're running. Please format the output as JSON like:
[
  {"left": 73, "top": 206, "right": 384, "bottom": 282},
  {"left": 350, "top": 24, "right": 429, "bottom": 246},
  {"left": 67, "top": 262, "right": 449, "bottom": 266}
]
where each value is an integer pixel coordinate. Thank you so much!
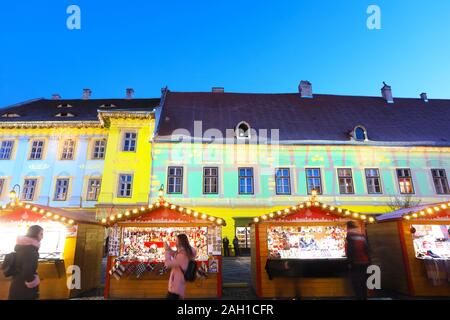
[
  {"left": 82, "top": 88, "right": 92, "bottom": 100},
  {"left": 126, "top": 88, "right": 135, "bottom": 99},
  {"left": 212, "top": 87, "right": 224, "bottom": 93},
  {"left": 420, "top": 92, "right": 428, "bottom": 102},
  {"left": 381, "top": 82, "right": 394, "bottom": 103},
  {"left": 52, "top": 94, "right": 61, "bottom": 100},
  {"left": 298, "top": 80, "right": 313, "bottom": 98}
]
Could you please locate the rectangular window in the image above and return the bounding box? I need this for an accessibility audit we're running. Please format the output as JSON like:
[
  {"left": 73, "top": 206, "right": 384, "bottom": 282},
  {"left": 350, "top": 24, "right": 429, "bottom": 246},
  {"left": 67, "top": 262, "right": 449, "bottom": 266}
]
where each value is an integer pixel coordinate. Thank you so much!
[
  {"left": 118, "top": 174, "right": 133, "bottom": 197},
  {"left": 167, "top": 167, "right": 183, "bottom": 194},
  {"left": 337, "top": 168, "right": 354, "bottom": 194},
  {"left": 431, "top": 169, "right": 450, "bottom": 195},
  {"left": 238, "top": 167, "right": 254, "bottom": 195},
  {"left": 203, "top": 167, "right": 218, "bottom": 194},
  {"left": 54, "top": 179, "right": 70, "bottom": 201},
  {"left": 365, "top": 168, "right": 382, "bottom": 194},
  {"left": 86, "top": 178, "right": 102, "bottom": 201},
  {"left": 0, "top": 140, "right": 14, "bottom": 160},
  {"left": 122, "top": 132, "right": 137, "bottom": 152},
  {"left": 0, "top": 178, "right": 4, "bottom": 197},
  {"left": 29, "top": 140, "right": 45, "bottom": 160},
  {"left": 397, "top": 168, "right": 414, "bottom": 194},
  {"left": 306, "top": 168, "right": 322, "bottom": 194},
  {"left": 92, "top": 139, "right": 107, "bottom": 159},
  {"left": 60, "top": 139, "right": 76, "bottom": 160},
  {"left": 21, "top": 179, "right": 37, "bottom": 201},
  {"left": 275, "top": 168, "right": 291, "bottom": 195}
]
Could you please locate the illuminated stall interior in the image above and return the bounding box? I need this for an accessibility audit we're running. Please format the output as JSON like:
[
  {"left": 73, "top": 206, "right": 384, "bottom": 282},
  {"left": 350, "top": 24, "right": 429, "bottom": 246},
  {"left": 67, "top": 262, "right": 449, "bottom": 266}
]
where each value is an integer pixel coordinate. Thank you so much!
[
  {"left": 102, "top": 196, "right": 225, "bottom": 299},
  {"left": 368, "top": 202, "right": 450, "bottom": 297},
  {"left": 0, "top": 201, "right": 105, "bottom": 300},
  {"left": 250, "top": 194, "right": 374, "bottom": 298}
]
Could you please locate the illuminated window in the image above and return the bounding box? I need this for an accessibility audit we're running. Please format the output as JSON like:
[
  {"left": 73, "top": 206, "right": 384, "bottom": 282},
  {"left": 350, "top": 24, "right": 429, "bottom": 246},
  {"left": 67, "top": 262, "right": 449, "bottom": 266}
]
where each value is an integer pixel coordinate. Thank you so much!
[
  {"left": 431, "top": 169, "right": 450, "bottom": 195},
  {"left": 86, "top": 178, "right": 102, "bottom": 201},
  {"left": 236, "top": 122, "right": 250, "bottom": 139},
  {"left": 92, "top": 139, "right": 107, "bottom": 159},
  {"left": 0, "top": 140, "right": 14, "bottom": 160},
  {"left": 397, "top": 168, "right": 414, "bottom": 194},
  {"left": 167, "top": 167, "right": 183, "bottom": 194},
  {"left": 54, "top": 179, "right": 69, "bottom": 201},
  {"left": 21, "top": 179, "right": 37, "bottom": 201},
  {"left": 122, "top": 132, "right": 137, "bottom": 152},
  {"left": 60, "top": 139, "right": 76, "bottom": 160},
  {"left": 365, "top": 168, "right": 382, "bottom": 194},
  {"left": 203, "top": 167, "right": 218, "bottom": 194},
  {"left": 306, "top": 168, "right": 322, "bottom": 195},
  {"left": 275, "top": 168, "right": 291, "bottom": 195},
  {"left": 29, "top": 140, "right": 45, "bottom": 160},
  {"left": 118, "top": 174, "right": 133, "bottom": 197},
  {"left": 337, "top": 168, "right": 354, "bottom": 194},
  {"left": 238, "top": 167, "right": 254, "bottom": 194}
]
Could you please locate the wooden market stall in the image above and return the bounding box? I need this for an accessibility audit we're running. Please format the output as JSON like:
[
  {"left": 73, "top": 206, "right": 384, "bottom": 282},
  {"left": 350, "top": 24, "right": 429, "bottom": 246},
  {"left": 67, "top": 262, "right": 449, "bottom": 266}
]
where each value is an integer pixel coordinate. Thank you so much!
[
  {"left": 250, "top": 198, "right": 375, "bottom": 298},
  {"left": 0, "top": 201, "right": 105, "bottom": 299},
  {"left": 102, "top": 198, "right": 225, "bottom": 299},
  {"left": 367, "top": 202, "right": 450, "bottom": 297}
]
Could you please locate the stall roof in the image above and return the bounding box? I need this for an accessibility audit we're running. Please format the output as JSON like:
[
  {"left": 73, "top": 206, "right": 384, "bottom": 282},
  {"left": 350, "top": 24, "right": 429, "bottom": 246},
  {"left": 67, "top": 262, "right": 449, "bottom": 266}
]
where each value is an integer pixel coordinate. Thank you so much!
[
  {"left": 100, "top": 198, "right": 226, "bottom": 227},
  {"left": 0, "top": 201, "right": 99, "bottom": 225},
  {"left": 376, "top": 201, "right": 450, "bottom": 222},
  {"left": 251, "top": 198, "right": 376, "bottom": 224}
]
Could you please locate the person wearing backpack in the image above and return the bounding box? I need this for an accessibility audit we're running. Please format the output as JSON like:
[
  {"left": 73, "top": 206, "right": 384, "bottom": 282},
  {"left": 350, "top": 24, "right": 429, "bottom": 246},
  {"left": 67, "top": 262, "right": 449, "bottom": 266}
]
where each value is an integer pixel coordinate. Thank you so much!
[
  {"left": 164, "top": 233, "right": 197, "bottom": 300},
  {"left": 8, "top": 225, "right": 43, "bottom": 300}
]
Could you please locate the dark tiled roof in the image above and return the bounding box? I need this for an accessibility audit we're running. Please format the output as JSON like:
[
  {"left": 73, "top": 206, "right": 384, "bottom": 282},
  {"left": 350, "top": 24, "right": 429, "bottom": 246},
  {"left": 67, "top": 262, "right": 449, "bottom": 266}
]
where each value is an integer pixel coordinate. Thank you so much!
[
  {"left": 156, "top": 91, "right": 450, "bottom": 145},
  {"left": 0, "top": 98, "right": 160, "bottom": 122}
]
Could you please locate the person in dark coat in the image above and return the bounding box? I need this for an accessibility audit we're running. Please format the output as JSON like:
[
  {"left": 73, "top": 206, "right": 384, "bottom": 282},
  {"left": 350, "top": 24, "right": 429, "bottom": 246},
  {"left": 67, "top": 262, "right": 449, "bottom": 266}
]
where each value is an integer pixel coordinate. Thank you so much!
[
  {"left": 233, "top": 236, "right": 240, "bottom": 257},
  {"left": 8, "top": 225, "right": 43, "bottom": 300},
  {"left": 222, "top": 237, "right": 230, "bottom": 257},
  {"left": 345, "top": 221, "right": 370, "bottom": 300}
]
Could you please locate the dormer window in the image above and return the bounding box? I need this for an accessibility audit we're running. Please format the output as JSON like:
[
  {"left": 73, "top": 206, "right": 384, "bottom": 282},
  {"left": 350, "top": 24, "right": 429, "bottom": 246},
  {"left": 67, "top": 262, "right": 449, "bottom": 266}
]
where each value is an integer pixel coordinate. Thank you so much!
[
  {"left": 1, "top": 113, "right": 21, "bottom": 118},
  {"left": 353, "top": 126, "right": 368, "bottom": 141},
  {"left": 99, "top": 104, "right": 117, "bottom": 108},
  {"left": 236, "top": 121, "right": 251, "bottom": 139},
  {"left": 57, "top": 104, "right": 73, "bottom": 108},
  {"left": 55, "top": 112, "right": 75, "bottom": 118}
]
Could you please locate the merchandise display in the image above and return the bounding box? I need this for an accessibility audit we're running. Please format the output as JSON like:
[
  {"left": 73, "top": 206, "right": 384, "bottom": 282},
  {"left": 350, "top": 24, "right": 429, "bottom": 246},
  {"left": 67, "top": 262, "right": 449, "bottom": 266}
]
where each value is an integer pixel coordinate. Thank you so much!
[
  {"left": 120, "top": 226, "right": 209, "bottom": 262},
  {"left": 0, "top": 221, "right": 68, "bottom": 261},
  {"left": 236, "top": 227, "right": 250, "bottom": 248},
  {"left": 412, "top": 224, "right": 450, "bottom": 259},
  {"left": 267, "top": 225, "right": 347, "bottom": 259}
]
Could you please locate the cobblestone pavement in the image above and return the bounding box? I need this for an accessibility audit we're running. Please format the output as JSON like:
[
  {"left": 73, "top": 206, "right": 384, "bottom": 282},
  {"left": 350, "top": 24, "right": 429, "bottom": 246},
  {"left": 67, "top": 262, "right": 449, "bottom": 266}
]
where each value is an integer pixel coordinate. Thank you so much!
[{"left": 222, "top": 256, "right": 251, "bottom": 284}]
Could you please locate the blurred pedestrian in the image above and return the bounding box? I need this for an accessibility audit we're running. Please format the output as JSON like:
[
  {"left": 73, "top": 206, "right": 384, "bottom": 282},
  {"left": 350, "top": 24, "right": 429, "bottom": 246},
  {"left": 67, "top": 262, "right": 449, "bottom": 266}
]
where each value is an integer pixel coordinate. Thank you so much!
[
  {"left": 345, "top": 221, "right": 370, "bottom": 299},
  {"left": 233, "top": 236, "right": 240, "bottom": 257},
  {"left": 222, "top": 237, "right": 230, "bottom": 257}
]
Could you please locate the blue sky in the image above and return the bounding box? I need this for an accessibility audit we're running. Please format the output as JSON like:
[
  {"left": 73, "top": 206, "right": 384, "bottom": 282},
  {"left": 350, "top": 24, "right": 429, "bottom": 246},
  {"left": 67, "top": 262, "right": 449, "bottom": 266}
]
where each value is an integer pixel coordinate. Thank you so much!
[{"left": 1, "top": 1, "right": 450, "bottom": 107}]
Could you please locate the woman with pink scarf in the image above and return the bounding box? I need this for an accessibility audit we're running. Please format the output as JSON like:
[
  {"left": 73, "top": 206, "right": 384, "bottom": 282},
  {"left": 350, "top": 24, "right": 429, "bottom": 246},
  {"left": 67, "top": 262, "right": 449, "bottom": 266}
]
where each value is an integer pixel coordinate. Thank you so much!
[{"left": 8, "top": 225, "right": 43, "bottom": 300}]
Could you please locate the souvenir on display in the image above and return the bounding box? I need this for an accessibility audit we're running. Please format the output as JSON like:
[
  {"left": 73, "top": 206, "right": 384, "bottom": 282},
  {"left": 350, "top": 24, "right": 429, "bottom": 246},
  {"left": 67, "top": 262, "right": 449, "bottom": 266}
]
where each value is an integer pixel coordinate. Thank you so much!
[{"left": 267, "top": 225, "right": 347, "bottom": 259}]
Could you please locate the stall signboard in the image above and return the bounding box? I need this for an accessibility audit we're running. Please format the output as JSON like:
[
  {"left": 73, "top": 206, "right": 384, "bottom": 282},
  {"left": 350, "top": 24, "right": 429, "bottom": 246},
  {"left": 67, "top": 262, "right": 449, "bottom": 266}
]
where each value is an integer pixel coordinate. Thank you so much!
[
  {"left": 267, "top": 225, "right": 347, "bottom": 260},
  {"left": 412, "top": 224, "right": 450, "bottom": 259}
]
